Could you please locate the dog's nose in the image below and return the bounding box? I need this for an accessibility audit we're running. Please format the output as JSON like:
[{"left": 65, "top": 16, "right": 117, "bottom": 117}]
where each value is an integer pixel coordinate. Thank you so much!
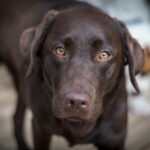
[{"left": 65, "top": 93, "right": 89, "bottom": 110}]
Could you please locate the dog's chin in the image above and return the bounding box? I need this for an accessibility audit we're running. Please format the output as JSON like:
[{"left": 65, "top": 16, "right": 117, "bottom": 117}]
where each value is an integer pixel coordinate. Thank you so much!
[
  {"left": 53, "top": 113, "right": 99, "bottom": 137},
  {"left": 60, "top": 116, "right": 98, "bottom": 137}
]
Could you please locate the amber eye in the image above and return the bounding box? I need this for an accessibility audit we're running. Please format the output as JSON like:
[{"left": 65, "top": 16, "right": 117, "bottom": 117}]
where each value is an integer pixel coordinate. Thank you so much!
[
  {"left": 98, "top": 51, "right": 110, "bottom": 60},
  {"left": 55, "top": 47, "right": 65, "bottom": 56}
]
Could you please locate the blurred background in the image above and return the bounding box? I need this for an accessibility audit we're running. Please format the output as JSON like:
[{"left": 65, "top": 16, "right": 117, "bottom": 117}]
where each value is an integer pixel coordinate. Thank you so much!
[{"left": 0, "top": 0, "right": 150, "bottom": 150}]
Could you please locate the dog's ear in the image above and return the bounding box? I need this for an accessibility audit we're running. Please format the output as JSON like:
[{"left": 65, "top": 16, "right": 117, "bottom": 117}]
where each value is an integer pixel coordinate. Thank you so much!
[
  {"left": 20, "top": 10, "right": 59, "bottom": 78},
  {"left": 116, "top": 20, "right": 145, "bottom": 92}
]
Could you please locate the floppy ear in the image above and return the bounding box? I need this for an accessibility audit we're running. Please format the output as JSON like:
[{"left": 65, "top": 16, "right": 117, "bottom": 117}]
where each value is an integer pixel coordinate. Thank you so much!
[
  {"left": 117, "top": 20, "right": 145, "bottom": 92},
  {"left": 20, "top": 10, "right": 59, "bottom": 78}
]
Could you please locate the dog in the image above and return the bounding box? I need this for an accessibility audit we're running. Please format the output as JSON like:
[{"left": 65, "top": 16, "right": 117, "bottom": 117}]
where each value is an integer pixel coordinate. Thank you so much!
[{"left": 0, "top": 0, "right": 145, "bottom": 150}]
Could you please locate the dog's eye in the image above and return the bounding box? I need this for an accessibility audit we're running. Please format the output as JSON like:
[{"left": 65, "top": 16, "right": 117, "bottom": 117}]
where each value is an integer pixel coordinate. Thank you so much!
[
  {"left": 55, "top": 47, "right": 66, "bottom": 56},
  {"left": 98, "top": 51, "right": 110, "bottom": 60}
]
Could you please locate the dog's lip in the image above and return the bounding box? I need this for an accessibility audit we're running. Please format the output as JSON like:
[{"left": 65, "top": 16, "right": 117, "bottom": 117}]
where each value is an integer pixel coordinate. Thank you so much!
[
  {"left": 54, "top": 113, "right": 98, "bottom": 122},
  {"left": 64, "top": 116, "right": 85, "bottom": 122}
]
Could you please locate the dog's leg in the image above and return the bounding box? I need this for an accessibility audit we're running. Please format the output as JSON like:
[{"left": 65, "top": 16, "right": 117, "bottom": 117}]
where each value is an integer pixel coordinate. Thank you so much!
[
  {"left": 32, "top": 118, "right": 51, "bottom": 150},
  {"left": 13, "top": 98, "right": 30, "bottom": 150}
]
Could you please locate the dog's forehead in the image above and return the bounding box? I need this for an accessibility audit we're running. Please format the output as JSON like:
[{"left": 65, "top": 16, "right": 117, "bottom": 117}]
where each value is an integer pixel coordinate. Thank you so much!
[{"left": 48, "top": 8, "right": 122, "bottom": 47}]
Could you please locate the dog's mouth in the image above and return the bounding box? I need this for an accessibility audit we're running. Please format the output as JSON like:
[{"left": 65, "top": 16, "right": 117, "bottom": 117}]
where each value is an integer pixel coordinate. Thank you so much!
[
  {"left": 56, "top": 114, "right": 98, "bottom": 122},
  {"left": 64, "top": 116, "right": 85, "bottom": 122}
]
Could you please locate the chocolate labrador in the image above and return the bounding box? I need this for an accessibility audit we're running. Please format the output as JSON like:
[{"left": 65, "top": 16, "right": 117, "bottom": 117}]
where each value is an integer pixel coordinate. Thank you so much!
[{"left": 0, "top": 0, "right": 145, "bottom": 150}]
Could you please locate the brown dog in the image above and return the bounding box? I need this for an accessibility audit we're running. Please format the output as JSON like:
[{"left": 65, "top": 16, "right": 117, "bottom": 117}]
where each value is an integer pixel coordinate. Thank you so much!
[{"left": 0, "top": 0, "right": 145, "bottom": 150}]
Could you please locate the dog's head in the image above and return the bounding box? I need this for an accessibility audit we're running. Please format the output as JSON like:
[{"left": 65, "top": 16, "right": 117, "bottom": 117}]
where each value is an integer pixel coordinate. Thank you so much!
[{"left": 20, "top": 8, "right": 144, "bottom": 122}]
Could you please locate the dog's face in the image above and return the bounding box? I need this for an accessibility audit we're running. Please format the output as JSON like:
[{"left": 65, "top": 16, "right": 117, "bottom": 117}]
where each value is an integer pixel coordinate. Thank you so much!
[
  {"left": 42, "top": 9, "right": 124, "bottom": 122},
  {"left": 20, "top": 8, "right": 145, "bottom": 122}
]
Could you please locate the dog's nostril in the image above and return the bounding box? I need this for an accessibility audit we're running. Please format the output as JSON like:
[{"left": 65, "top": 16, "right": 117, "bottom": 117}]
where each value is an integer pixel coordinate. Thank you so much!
[
  {"left": 67, "top": 99, "right": 75, "bottom": 107},
  {"left": 70, "top": 100, "right": 75, "bottom": 105},
  {"left": 81, "top": 101, "right": 88, "bottom": 109}
]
